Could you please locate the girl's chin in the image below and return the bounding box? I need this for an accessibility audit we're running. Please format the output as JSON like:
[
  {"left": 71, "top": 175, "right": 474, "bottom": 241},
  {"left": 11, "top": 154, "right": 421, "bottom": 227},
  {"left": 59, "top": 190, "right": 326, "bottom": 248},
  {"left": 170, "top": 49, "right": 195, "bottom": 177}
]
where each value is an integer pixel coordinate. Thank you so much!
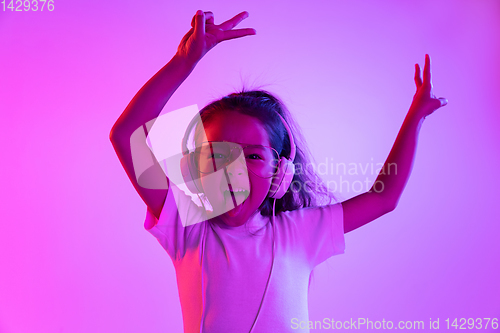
[
  {"left": 220, "top": 197, "right": 249, "bottom": 227},
  {"left": 221, "top": 215, "right": 247, "bottom": 227},
  {"left": 226, "top": 202, "right": 244, "bottom": 218}
]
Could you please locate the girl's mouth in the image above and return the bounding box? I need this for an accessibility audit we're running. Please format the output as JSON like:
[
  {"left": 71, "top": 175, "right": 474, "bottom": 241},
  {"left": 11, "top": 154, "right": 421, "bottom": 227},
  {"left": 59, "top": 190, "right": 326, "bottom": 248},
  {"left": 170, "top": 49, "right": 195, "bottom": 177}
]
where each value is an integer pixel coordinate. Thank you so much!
[{"left": 223, "top": 188, "right": 249, "bottom": 216}]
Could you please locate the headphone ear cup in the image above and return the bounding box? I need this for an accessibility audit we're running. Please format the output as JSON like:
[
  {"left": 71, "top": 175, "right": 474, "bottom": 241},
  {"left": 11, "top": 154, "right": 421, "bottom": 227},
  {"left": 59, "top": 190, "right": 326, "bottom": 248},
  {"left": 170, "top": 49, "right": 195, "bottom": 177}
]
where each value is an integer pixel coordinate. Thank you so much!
[
  {"left": 180, "top": 153, "right": 203, "bottom": 193},
  {"left": 269, "top": 157, "right": 295, "bottom": 199}
]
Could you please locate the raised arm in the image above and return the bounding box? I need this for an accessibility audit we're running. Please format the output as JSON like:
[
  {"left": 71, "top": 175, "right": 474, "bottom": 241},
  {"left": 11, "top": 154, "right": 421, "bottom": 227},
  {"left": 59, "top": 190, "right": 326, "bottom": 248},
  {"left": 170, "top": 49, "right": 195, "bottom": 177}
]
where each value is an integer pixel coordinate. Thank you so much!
[
  {"left": 342, "top": 54, "right": 448, "bottom": 234},
  {"left": 109, "top": 10, "right": 256, "bottom": 221}
]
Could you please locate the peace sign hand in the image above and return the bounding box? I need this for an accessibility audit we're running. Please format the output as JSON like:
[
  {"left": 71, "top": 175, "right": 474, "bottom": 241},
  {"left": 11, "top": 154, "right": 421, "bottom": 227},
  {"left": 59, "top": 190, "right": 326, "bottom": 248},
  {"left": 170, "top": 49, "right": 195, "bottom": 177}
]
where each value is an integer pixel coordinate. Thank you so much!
[
  {"left": 410, "top": 54, "right": 448, "bottom": 120},
  {"left": 177, "top": 11, "right": 256, "bottom": 65}
]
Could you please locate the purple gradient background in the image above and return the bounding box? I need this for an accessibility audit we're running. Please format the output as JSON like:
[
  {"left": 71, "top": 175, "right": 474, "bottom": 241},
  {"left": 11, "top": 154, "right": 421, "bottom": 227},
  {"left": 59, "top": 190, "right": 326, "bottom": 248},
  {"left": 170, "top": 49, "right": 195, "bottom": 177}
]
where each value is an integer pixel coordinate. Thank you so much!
[{"left": 1, "top": 0, "right": 499, "bottom": 332}]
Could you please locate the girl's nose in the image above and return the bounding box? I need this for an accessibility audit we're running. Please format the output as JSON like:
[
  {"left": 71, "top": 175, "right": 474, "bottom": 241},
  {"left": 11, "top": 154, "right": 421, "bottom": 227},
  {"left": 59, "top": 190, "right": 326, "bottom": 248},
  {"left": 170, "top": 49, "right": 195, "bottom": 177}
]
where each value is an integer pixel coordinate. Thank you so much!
[{"left": 227, "top": 158, "right": 247, "bottom": 176}]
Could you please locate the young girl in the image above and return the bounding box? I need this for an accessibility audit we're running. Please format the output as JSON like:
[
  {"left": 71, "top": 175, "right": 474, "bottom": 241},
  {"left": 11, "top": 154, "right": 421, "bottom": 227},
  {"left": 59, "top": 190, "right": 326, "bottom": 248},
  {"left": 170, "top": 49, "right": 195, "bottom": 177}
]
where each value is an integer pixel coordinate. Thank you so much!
[{"left": 110, "top": 10, "right": 447, "bottom": 333}]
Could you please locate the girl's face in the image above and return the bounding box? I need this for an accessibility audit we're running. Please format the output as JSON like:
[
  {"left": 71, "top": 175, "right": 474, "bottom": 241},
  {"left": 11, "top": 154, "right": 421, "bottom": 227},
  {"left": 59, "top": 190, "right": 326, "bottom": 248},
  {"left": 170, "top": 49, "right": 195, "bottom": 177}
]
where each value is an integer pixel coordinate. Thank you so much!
[{"left": 197, "top": 111, "right": 274, "bottom": 227}]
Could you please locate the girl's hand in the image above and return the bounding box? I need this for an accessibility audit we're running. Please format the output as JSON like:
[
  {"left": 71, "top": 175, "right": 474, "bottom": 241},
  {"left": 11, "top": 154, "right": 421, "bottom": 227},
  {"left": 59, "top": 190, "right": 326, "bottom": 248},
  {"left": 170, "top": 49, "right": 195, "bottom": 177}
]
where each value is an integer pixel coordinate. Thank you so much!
[
  {"left": 410, "top": 54, "right": 448, "bottom": 119},
  {"left": 177, "top": 10, "right": 256, "bottom": 65}
]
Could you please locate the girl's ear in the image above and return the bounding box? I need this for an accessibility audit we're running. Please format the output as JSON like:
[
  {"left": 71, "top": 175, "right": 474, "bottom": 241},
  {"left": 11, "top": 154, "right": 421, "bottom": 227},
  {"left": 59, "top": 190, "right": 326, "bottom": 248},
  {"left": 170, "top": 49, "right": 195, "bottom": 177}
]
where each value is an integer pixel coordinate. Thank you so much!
[
  {"left": 180, "top": 152, "right": 204, "bottom": 194},
  {"left": 194, "top": 177, "right": 204, "bottom": 194},
  {"left": 192, "top": 158, "right": 204, "bottom": 194}
]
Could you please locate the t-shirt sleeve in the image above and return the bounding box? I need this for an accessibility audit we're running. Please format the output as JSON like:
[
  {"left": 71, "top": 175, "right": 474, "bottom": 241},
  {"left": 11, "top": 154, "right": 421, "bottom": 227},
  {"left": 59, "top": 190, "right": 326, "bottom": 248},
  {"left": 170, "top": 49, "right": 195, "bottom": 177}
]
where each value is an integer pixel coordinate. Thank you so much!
[
  {"left": 144, "top": 183, "right": 207, "bottom": 260},
  {"left": 281, "top": 203, "right": 345, "bottom": 268}
]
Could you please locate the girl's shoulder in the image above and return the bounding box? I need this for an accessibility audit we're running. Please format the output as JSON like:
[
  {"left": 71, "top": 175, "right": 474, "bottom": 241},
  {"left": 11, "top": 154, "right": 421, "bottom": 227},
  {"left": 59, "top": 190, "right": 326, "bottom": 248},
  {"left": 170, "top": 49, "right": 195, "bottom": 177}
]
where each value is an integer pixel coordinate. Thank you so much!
[{"left": 274, "top": 203, "right": 346, "bottom": 263}]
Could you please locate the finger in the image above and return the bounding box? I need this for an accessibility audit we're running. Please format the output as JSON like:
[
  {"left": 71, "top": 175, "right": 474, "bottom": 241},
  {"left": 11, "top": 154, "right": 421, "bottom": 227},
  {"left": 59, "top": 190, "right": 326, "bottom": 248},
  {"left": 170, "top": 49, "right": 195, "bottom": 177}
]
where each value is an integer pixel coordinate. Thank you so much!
[
  {"left": 205, "top": 11, "right": 215, "bottom": 25},
  {"left": 423, "top": 54, "right": 432, "bottom": 86},
  {"left": 218, "top": 11, "right": 250, "bottom": 31},
  {"left": 219, "top": 28, "right": 257, "bottom": 42},
  {"left": 191, "top": 11, "right": 214, "bottom": 27},
  {"left": 193, "top": 10, "right": 205, "bottom": 38},
  {"left": 438, "top": 97, "right": 448, "bottom": 107},
  {"left": 414, "top": 63, "right": 422, "bottom": 89}
]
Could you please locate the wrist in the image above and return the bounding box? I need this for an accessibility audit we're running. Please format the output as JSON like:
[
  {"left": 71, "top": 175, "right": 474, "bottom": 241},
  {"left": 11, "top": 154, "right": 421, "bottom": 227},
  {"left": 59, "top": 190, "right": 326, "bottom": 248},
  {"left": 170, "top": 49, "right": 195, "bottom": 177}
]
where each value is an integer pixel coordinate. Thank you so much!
[
  {"left": 172, "top": 52, "right": 199, "bottom": 72},
  {"left": 404, "top": 109, "right": 426, "bottom": 132},
  {"left": 407, "top": 104, "right": 428, "bottom": 122}
]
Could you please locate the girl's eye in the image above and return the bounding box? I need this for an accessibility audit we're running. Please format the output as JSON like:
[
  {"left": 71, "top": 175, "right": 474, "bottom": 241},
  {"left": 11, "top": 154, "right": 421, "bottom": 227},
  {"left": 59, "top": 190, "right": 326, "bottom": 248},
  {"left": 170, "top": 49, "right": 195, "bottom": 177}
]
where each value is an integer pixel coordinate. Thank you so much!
[
  {"left": 246, "top": 154, "right": 263, "bottom": 160},
  {"left": 210, "top": 153, "right": 226, "bottom": 159}
]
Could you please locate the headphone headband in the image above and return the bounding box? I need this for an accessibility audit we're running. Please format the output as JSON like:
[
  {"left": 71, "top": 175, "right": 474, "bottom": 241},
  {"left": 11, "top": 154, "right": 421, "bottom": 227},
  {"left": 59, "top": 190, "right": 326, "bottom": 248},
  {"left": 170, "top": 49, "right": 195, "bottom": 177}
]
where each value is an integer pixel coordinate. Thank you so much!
[
  {"left": 274, "top": 112, "right": 296, "bottom": 162},
  {"left": 181, "top": 110, "right": 296, "bottom": 162}
]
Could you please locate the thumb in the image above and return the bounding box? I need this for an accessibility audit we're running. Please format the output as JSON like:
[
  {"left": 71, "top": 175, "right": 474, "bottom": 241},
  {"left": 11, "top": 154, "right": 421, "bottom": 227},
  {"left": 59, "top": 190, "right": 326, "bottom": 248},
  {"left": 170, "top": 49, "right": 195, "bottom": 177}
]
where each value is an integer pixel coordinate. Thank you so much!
[
  {"left": 429, "top": 97, "right": 447, "bottom": 112},
  {"left": 438, "top": 97, "right": 448, "bottom": 107}
]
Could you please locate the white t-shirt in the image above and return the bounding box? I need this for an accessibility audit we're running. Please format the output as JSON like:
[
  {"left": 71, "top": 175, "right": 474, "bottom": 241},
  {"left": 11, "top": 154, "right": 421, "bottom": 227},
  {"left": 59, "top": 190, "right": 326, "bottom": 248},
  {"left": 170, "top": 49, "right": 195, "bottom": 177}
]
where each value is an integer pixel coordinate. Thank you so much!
[{"left": 144, "top": 183, "right": 345, "bottom": 333}]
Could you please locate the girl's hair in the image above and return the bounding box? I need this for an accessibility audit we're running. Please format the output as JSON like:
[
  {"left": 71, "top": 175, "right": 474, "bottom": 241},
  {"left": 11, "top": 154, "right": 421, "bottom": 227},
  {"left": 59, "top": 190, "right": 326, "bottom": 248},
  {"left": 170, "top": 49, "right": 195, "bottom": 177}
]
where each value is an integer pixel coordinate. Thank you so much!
[{"left": 191, "top": 89, "right": 337, "bottom": 215}]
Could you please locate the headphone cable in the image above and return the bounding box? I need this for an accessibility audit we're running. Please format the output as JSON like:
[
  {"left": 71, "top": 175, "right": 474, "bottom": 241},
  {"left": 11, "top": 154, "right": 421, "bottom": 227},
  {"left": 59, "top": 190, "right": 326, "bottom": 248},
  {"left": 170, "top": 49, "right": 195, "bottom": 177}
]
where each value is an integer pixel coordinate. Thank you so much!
[
  {"left": 199, "top": 200, "right": 276, "bottom": 333},
  {"left": 248, "top": 198, "right": 276, "bottom": 333}
]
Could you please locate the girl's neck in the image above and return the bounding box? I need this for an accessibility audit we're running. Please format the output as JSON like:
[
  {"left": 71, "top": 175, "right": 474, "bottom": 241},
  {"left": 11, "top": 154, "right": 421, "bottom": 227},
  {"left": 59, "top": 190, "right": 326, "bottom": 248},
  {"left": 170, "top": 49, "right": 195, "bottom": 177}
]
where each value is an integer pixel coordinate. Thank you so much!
[{"left": 212, "top": 210, "right": 267, "bottom": 233}]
